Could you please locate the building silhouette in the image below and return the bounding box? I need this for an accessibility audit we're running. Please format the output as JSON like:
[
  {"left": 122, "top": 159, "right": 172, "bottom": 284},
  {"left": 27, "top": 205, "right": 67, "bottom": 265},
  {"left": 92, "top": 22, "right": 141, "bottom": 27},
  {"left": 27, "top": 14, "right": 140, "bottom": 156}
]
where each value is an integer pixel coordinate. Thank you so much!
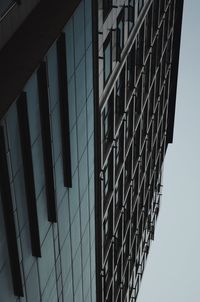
[{"left": 0, "top": 1, "right": 183, "bottom": 302}]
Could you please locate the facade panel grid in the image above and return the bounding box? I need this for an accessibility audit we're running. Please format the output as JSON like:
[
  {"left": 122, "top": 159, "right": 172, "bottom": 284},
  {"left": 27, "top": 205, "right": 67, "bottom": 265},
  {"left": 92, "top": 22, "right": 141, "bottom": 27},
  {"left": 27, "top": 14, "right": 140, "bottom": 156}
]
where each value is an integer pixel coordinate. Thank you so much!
[
  {"left": 97, "top": 1, "right": 179, "bottom": 301},
  {"left": 0, "top": 1, "right": 95, "bottom": 302}
]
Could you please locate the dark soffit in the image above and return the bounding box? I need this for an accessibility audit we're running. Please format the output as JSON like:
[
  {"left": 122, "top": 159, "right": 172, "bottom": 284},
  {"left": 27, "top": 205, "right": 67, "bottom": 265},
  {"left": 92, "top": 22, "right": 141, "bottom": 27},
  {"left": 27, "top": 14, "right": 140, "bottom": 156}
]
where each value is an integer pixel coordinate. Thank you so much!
[{"left": 0, "top": 0, "right": 81, "bottom": 120}]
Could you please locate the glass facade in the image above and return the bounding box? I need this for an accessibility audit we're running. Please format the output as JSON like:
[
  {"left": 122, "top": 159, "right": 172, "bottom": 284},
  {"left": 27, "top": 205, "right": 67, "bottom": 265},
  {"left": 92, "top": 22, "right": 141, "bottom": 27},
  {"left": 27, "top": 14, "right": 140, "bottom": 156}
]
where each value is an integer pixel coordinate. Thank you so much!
[
  {"left": 97, "top": 0, "right": 183, "bottom": 301},
  {"left": 0, "top": 1, "right": 95, "bottom": 302}
]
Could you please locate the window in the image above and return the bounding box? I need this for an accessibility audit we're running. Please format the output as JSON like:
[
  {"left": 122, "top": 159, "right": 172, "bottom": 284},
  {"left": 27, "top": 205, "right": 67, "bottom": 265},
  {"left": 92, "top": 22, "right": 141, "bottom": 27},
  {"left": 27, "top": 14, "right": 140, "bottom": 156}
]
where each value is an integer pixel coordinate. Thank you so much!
[
  {"left": 103, "top": 0, "right": 112, "bottom": 21},
  {"left": 114, "top": 222, "right": 122, "bottom": 263},
  {"left": 143, "top": 102, "right": 148, "bottom": 135},
  {"left": 144, "top": 5, "right": 152, "bottom": 58},
  {"left": 127, "top": 44, "right": 135, "bottom": 97},
  {"left": 133, "top": 127, "right": 140, "bottom": 169},
  {"left": 151, "top": 37, "right": 157, "bottom": 82},
  {"left": 153, "top": 105, "right": 158, "bottom": 136},
  {"left": 125, "top": 101, "right": 133, "bottom": 147},
  {"left": 115, "top": 172, "right": 123, "bottom": 220},
  {"left": 103, "top": 203, "right": 113, "bottom": 253},
  {"left": 125, "top": 147, "right": 132, "bottom": 190},
  {"left": 115, "top": 67, "right": 125, "bottom": 127},
  {"left": 144, "top": 56, "right": 150, "bottom": 100},
  {"left": 136, "top": 24, "right": 144, "bottom": 79},
  {"left": 149, "top": 82, "right": 155, "bottom": 121},
  {"left": 159, "top": 0, "right": 165, "bottom": 22},
  {"left": 116, "top": 10, "right": 124, "bottom": 61},
  {"left": 104, "top": 152, "right": 113, "bottom": 199},
  {"left": 157, "top": 22, "right": 164, "bottom": 66},
  {"left": 153, "top": 0, "right": 159, "bottom": 37},
  {"left": 166, "top": 35, "right": 172, "bottom": 69},
  {"left": 128, "top": 0, "right": 135, "bottom": 33},
  {"left": 135, "top": 75, "right": 142, "bottom": 123},
  {"left": 104, "top": 248, "right": 113, "bottom": 294},
  {"left": 106, "top": 285, "right": 113, "bottom": 302},
  {"left": 114, "top": 259, "right": 121, "bottom": 298},
  {"left": 102, "top": 92, "right": 114, "bottom": 155},
  {"left": 163, "top": 7, "right": 169, "bottom": 47},
  {"left": 123, "top": 234, "right": 129, "bottom": 270},
  {"left": 130, "top": 238, "right": 136, "bottom": 272},
  {"left": 155, "top": 67, "right": 160, "bottom": 102},
  {"left": 124, "top": 191, "right": 131, "bottom": 232},
  {"left": 169, "top": 0, "right": 175, "bottom": 30},
  {"left": 115, "top": 125, "right": 124, "bottom": 174},
  {"left": 138, "top": 0, "right": 144, "bottom": 15},
  {"left": 140, "top": 142, "right": 146, "bottom": 174},
  {"left": 131, "top": 203, "right": 137, "bottom": 241},
  {"left": 103, "top": 34, "right": 112, "bottom": 84}
]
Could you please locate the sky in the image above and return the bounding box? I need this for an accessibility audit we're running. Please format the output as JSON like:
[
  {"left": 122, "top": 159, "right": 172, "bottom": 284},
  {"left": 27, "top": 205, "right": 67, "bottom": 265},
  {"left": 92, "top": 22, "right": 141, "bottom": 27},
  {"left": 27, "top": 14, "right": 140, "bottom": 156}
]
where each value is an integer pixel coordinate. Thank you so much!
[{"left": 137, "top": 1, "right": 200, "bottom": 302}]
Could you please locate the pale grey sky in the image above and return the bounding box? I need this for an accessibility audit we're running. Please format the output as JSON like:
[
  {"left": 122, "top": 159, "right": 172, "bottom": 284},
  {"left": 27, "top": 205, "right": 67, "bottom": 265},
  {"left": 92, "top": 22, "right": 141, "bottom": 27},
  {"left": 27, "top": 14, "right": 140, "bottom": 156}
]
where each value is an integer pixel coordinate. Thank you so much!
[{"left": 137, "top": 1, "right": 200, "bottom": 301}]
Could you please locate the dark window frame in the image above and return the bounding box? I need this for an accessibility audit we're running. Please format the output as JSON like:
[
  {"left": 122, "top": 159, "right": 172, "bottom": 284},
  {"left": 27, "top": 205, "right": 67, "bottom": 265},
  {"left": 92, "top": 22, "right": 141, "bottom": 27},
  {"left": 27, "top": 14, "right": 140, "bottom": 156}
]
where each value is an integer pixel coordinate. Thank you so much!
[
  {"left": 128, "top": 0, "right": 135, "bottom": 33},
  {"left": 102, "top": 92, "right": 114, "bottom": 155},
  {"left": 116, "top": 9, "right": 125, "bottom": 61},
  {"left": 104, "top": 151, "right": 113, "bottom": 200},
  {"left": 103, "top": 0, "right": 112, "bottom": 21},
  {"left": 138, "top": 0, "right": 144, "bottom": 15},
  {"left": 103, "top": 33, "right": 112, "bottom": 85},
  {"left": 127, "top": 44, "right": 136, "bottom": 98},
  {"left": 115, "top": 67, "right": 125, "bottom": 128}
]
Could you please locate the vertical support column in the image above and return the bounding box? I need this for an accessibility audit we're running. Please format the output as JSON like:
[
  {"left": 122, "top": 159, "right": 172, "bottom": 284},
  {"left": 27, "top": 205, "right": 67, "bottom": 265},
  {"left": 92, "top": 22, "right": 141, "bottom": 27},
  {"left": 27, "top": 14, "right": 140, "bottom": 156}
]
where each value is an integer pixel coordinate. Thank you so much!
[
  {"left": 17, "top": 93, "right": 41, "bottom": 257},
  {"left": 0, "top": 126, "right": 24, "bottom": 297},
  {"left": 57, "top": 33, "right": 72, "bottom": 188},
  {"left": 37, "top": 62, "right": 57, "bottom": 222}
]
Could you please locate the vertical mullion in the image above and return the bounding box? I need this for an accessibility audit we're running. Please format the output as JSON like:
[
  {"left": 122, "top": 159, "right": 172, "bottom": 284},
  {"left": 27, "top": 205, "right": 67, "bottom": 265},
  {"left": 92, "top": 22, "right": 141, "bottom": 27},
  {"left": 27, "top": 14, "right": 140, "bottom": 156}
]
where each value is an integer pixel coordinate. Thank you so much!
[
  {"left": 57, "top": 33, "right": 72, "bottom": 188},
  {"left": 37, "top": 62, "right": 57, "bottom": 222},
  {"left": 17, "top": 93, "right": 41, "bottom": 257},
  {"left": 0, "top": 126, "right": 24, "bottom": 297}
]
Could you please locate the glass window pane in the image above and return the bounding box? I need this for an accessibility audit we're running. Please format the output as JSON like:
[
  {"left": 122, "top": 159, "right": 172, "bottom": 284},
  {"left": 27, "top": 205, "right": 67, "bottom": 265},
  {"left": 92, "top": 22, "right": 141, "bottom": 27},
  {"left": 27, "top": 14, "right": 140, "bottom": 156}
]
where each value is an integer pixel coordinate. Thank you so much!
[
  {"left": 70, "top": 125, "right": 78, "bottom": 176},
  {"left": 85, "top": 0, "right": 92, "bottom": 48},
  {"left": 104, "top": 35, "right": 112, "bottom": 83},
  {"left": 6, "top": 104, "right": 23, "bottom": 176},
  {"left": 76, "top": 57, "right": 86, "bottom": 116},
  {"left": 68, "top": 75, "right": 76, "bottom": 131},
  {"left": 71, "top": 211, "right": 81, "bottom": 257},
  {"left": 74, "top": 2, "right": 85, "bottom": 67},
  {"left": 86, "top": 44, "right": 93, "bottom": 97},
  {"left": 32, "top": 136, "right": 45, "bottom": 198},
  {"left": 77, "top": 106, "right": 87, "bottom": 160},
  {"left": 64, "top": 19, "right": 75, "bottom": 81},
  {"left": 25, "top": 74, "right": 41, "bottom": 145},
  {"left": 79, "top": 149, "right": 88, "bottom": 200},
  {"left": 47, "top": 44, "right": 59, "bottom": 111}
]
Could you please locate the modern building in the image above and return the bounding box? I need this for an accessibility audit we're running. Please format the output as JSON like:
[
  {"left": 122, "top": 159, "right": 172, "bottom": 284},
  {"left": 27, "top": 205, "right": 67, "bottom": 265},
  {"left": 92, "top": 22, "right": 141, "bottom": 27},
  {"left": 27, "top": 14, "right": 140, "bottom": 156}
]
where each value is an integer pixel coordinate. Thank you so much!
[{"left": 0, "top": 1, "right": 183, "bottom": 302}]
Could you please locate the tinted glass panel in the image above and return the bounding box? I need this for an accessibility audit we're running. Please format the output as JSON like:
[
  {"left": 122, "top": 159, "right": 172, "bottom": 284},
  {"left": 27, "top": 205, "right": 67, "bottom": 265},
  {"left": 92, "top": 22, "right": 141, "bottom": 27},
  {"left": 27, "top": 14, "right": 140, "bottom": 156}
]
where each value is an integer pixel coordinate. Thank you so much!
[{"left": 104, "top": 35, "right": 112, "bottom": 84}]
